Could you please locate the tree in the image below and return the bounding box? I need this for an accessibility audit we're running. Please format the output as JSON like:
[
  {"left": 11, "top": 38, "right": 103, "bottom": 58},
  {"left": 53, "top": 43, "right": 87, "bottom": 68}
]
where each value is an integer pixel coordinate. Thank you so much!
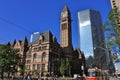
[
  {"left": 60, "top": 59, "right": 66, "bottom": 77},
  {"left": 60, "top": 58, "right": 70, "bottom": 77},
  {"left": 103, "top": 8, "right": 120, "bottom": 62},
  {"left": 0, "top": 44, "right": 21, "bottom": 79},
  {"left": 66, "top": 58, "right": 70, "bottom": 76}
]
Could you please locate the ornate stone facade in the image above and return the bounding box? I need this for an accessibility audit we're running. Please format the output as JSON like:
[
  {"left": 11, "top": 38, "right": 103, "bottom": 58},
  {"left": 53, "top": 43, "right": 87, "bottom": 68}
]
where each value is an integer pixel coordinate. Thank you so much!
[{"left": 13, "top": 5, "right": 85, "bottom": 76}]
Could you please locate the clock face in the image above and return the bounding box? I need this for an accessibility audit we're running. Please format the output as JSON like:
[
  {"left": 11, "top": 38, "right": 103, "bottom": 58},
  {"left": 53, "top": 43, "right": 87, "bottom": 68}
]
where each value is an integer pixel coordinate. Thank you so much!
[{"left": 61, "top": 12, "right": 67, "bottom": 18}]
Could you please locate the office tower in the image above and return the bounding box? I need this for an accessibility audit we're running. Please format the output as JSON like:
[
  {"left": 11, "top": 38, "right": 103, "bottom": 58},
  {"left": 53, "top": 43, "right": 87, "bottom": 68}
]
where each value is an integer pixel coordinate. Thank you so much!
[
  {"left": 30, "top": 32, "right": 40, "bottom": 42},
  {"left": 78, "top": 10, "right": 107, "bottom": 69}
]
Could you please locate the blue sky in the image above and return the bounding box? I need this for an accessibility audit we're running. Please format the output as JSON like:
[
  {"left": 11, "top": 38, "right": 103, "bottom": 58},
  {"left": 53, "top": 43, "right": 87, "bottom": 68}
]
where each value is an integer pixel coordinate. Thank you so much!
[
  {"left": 115, "top": 62, "right": 120, "bottom": 71},
  {"left": 0, "top": 0, "right": 111, "bottom": 48}
]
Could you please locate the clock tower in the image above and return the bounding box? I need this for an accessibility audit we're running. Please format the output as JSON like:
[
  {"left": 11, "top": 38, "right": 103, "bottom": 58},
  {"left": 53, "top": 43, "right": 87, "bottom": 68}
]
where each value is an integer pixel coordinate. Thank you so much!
[{"left": 60, "top": 5, "right": 73, "bottom": 53}]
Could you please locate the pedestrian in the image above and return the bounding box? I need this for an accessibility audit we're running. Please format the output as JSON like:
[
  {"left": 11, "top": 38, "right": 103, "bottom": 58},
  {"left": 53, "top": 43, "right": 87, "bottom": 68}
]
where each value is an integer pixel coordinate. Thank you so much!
[
  {"left": 11, "top": 74, "right": 14, "bottom": 80},
  {"left": 27, "top": 74, "right": 31, "bottom": 80},
  {"left": 38, "top": 76, "right": 42, "bottom": 80},
  {"left": 22, "top": 75, "right": 26, "bottom": 80},
  {"left": 83, "top": 74, "right": 86, "bottom": 80}
]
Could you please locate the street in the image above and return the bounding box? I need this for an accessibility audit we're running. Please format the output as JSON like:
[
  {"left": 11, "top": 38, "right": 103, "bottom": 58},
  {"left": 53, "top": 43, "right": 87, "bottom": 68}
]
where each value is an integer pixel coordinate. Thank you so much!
[{"left": 109, "top": 77, "right": 120, "bottom": 80}]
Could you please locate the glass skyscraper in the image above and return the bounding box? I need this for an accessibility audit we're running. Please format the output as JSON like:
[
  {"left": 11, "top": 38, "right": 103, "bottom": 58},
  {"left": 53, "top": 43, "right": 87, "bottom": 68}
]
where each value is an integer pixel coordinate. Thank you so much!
[
  {"left": 30, "top": 32, "right": 40, "bottom": 42},
  {"left": 78, "top": 10, "right": 108, "bottom": 69}
]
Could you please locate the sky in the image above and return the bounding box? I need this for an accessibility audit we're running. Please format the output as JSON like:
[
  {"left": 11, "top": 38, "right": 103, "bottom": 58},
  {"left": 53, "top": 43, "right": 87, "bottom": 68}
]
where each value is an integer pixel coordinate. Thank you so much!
[
  {"left": 115, "top": 62, "right": 120, "bottom": 71},
  {"left": 0, "top": 0, "right": 111, "bottom": 48}
]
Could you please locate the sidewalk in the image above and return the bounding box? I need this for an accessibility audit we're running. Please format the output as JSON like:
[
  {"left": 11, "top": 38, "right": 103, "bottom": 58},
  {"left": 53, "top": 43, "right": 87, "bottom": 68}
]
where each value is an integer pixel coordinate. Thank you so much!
[{"left": 109, "top": 77, "right": 119, "bottom": 80}]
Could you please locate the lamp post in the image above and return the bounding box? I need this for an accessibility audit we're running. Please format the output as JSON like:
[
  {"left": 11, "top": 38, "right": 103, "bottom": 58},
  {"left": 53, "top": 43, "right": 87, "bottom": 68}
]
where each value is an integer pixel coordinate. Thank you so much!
[
  {"left": 81, "top": 63, "right": 84, "bottom": 74},
  {"left": 69, "top": 66, "right": 72, "bottom": 77}
]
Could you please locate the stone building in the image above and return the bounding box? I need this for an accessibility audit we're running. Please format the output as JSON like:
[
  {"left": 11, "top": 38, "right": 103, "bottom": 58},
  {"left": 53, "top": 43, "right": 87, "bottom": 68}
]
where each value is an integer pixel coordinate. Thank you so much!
[
  {"left": 25, "top": 30, "right": 61, "bottom": 75},
  {"left": 13, "top": 5, "right": 85, "bottom": 76},
  {"left": 110, "top": 0, "right": 120, "bottom": 33},
  {"left": 13, "top": 36, "right": 28, "bottom": 71}
]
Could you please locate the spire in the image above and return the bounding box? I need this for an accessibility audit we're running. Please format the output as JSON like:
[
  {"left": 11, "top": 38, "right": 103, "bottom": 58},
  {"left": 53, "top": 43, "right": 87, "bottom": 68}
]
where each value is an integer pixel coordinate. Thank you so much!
[
  {"left": 23, "top": 36, "right": 28, "bottom": 43},
  {"left": 6, "top": 42, "right": 11, "bottom": 46},
  {"left": 62, "top": 5, "right": 70, "bottom": 12},
  {"left": 12, "top": 39, "right": 16, "bottom": 46}
]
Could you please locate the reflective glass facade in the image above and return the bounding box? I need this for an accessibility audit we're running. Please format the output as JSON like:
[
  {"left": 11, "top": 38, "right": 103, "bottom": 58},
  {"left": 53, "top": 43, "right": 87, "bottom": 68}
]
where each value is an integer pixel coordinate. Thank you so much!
[
  {"left": 78, "top": 10, "right": 105, "bottom": 59},
  {"left": 30, "top": 32, "right": 40, "bottom": 42}
]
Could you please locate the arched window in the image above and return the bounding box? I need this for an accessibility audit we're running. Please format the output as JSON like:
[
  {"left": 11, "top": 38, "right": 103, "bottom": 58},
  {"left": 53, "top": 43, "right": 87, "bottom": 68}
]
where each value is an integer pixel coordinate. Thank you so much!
[
  {"left": 39, "top": 35, "right": 44, "bottom": 44},
  {"left": 33, "top": 53, "right": 37, "bottom": 62},
  {"left": 41, "top": 52, "right": 46, "bottom": 61},
  {"left": 33, "top": 53, "right": 37, "bottom": 58}
]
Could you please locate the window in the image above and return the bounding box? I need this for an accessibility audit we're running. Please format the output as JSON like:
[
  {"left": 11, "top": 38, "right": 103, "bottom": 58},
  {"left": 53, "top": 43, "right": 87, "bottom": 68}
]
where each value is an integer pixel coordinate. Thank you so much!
[
  {"left": 33, "top": 64, "right": 36, "bottom": 70},
  {"left": 37, "top": 64, "right": 40, "bottom": 70},
  {"left": 39, "top": 35, "right": 44, "bottom": 44},
  {"left": 113, "top": 6, "right": 117, "bottom": 8},
  {"left": 33, "top": 53, "right": 37, "bottom": 58},
  {"left": 113, "top": 3, "right": 116, "bottom": 5},
  {"left": 33, "top": 53, "right": 37, "bottom": 62},
  {"left": 27, "top": 65, "right": 31, "bottom": 70},
  {"left": 26, "top": 60, "right": 31, "bottom": 64},
  {"left": 42, "top": 46, "right": 47, "bottom": 50},
  {"left": 15, "top": 49, "right": 20, "bottom": 52},
  {"left": 112, "top": 0, "right": 115, "bottom": 2},
  {"left": 34, "top": 48, "right": 37, "bottom": 51},
  {"left": 41, "top": 52, "right": 46, "bottom": 61},
  {"left": 38, "top": 46, "right": 42, "bottom": 50},
  {"left": 61, "top": 23, "right": 67, "bottom": 30},
  {"left": 27, "top": 54, "right": 31, "bottom": 58},
  {"left": 41, "top": 64, "right": 45, "bottom": 72}
]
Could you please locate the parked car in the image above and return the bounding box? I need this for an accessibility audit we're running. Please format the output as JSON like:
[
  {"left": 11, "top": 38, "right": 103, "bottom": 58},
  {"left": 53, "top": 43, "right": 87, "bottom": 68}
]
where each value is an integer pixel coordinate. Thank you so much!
[{"left": 117, "top": 73, "right": 120, "bottom": 79}]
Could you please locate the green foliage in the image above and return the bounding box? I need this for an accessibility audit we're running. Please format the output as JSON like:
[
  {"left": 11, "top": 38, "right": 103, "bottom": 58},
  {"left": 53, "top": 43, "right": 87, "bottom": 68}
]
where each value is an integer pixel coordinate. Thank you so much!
[
  {"left": 60, "top": 59, "right": 66, "bottom": 76},
  {"left": 60, "top": 58, "right": 70, "bottom": 76},
  {"left": 103, "top": 8, "right": 120, "bottom": 57},
  {"left": 103, "top": 8, "right": 120, "bottom": 33},
  {"left": 115, "top": 36, "right": 120, "bottom": 45},
  {"left": 33, "top": 69, "right": 38, "bottom": 75},
  {"left": 19, "top": 66, "right": 27, "bottom": 75},
  {"left": 66, "top": 58, "right": 70, "bottom": 76},
  {"left": 0, "top": 44, "right": 21, "bottom": 76}
]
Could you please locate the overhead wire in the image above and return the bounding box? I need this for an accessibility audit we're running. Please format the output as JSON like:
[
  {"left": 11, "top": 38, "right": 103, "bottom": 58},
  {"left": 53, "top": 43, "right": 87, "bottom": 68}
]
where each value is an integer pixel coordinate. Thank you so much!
[
  {"left": 0, "top": 16, "right": 38, "bottom": 43},
  {"left": 0, "top": 16, "right": 33, "bottom": 34}
]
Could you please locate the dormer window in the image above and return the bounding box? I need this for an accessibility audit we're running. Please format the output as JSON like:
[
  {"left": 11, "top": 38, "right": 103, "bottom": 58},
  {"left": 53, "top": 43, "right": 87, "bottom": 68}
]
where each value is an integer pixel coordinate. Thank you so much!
[
  {"left": 53, "top": 36, "right": 57, "bottom": 42},
  {"left": 39, "top": 35, "right": 44, "bottom": 44}
]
